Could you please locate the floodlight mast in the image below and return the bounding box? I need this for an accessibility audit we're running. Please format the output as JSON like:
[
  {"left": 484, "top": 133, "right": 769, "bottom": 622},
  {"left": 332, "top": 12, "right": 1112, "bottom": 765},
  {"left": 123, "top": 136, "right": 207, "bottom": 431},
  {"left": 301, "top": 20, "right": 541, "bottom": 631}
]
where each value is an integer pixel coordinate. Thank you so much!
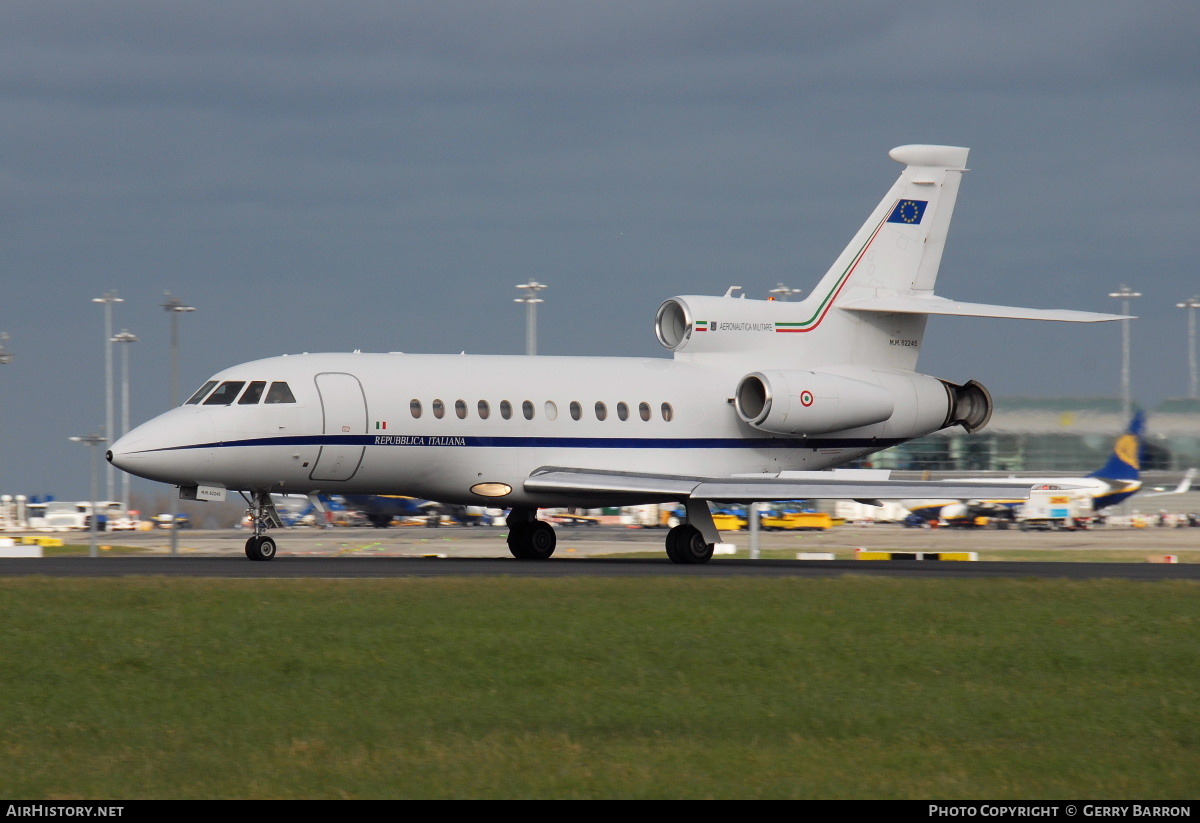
[
  {"left": 1177, "top": 297, "right": 1200, "bottom": 400},
  {"left": 1108, "top": 285, "right": 1141, "bottom": 419},
  {"left": 0, "top": 334, "right": 11, "bottom": 495},
  {"left": 69, "top": 433, "right": 107, "bottom": 559},
  {"left": 112, "top": 330, "right": 138, "bottom": 517},
  {"left": 92, "top": 292, "right": 123, "bottom": 500},
  {"left": 163, "top": 293, "right": 195, "bottom": 408},
  {"left": 514, "top": 280, "right": 547, "bottom": 356}
]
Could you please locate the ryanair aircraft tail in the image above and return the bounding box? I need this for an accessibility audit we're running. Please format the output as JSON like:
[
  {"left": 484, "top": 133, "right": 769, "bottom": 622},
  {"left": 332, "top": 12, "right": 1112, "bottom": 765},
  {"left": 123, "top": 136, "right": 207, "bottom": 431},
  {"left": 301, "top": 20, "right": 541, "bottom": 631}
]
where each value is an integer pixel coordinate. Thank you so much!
[{"left": 1088, "top": 410, "right": 1144, "bottom": 508}]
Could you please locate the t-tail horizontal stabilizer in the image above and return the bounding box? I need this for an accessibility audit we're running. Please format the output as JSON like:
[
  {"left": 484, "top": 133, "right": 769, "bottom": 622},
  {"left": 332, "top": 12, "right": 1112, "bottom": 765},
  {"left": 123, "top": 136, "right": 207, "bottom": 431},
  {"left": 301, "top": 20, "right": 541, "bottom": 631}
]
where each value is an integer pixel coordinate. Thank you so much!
[{"left": 838, "top": 295, "right": 1129, "bottom": 323}]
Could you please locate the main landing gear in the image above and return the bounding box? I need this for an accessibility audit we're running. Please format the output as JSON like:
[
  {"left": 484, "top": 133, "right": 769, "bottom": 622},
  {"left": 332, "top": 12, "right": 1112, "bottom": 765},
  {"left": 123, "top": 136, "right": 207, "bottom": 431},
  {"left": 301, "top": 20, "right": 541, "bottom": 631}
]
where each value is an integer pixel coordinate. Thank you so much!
[
  {"left": 665, "top": 524, "right": 715, "bottom": 564},
  {"left": 242, "top": 491, "right": 284, "bottom": 561},
  {"left": 505, "top": 501, "right": 720, "bottom": 564},
  {"left": 663, "top": 499, "right": 721, "bottom": 564},
  {"left": 506, "top": 507, "right": 557, "bottom": 560}
]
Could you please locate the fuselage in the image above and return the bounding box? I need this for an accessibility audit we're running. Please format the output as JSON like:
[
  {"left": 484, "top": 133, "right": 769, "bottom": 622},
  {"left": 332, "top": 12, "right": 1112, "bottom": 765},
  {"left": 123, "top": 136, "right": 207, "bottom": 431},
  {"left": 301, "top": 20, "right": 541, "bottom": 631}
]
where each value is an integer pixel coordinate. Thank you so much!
[{"left": 109, "top": 351, "right": 929, "bottom": 508}]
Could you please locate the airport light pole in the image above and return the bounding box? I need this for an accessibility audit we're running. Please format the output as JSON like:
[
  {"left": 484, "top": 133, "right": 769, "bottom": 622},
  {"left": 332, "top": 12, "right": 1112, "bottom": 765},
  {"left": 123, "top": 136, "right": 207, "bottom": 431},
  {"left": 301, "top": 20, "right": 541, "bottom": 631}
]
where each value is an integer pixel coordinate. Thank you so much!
[
  {"left": 69, "top": 433, "right": 107, "bottom": 559},
  {"left": 769, "top": 283, "right": 802, "bottom": 301},
  {"left": 1108, "top": 285, "right": 1141, "bottom": 420},
  {"left": 112, "top": 330, "right": 138, "bottom": 517},
  {"left": 93, "top": 291, "right": 123, "bottom": 502},
  {"left": 0, "top": 334, "right": 12, "bottom": 495},
  {"left": 1177, "top": 297, "right": 1200, "bottom": 399},
  {"left": 163, "top": 293, "right": 195, "bottom": 408},
  {"left": 514, "top": 280, "right": 547, "bottom": 356}
]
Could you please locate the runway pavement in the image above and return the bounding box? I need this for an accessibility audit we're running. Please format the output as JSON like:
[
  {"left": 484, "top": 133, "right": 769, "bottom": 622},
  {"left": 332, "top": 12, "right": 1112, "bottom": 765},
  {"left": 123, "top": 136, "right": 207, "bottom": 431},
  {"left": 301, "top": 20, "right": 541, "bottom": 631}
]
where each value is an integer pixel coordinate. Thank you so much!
[
  {"left": 3, "top": 522, "right": 1199, "bottom": 580},
  {"left": 33, "top": 520, "right": 1200, "bottom": 559}
]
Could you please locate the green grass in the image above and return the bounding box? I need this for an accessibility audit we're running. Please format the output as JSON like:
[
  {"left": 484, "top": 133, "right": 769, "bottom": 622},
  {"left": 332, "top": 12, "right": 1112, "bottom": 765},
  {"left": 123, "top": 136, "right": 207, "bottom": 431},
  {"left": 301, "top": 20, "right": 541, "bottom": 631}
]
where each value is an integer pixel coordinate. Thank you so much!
[
  {"left": 39, "top": 544, "right": 156, "bottom": 557},
  {"left": 1, "top": 577, "right": 1197, "bottom": 799}
]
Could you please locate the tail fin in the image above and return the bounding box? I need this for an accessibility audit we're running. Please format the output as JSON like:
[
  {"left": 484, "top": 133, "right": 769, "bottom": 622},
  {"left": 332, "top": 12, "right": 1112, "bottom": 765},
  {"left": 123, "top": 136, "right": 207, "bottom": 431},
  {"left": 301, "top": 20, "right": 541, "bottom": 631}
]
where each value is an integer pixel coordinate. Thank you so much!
[
  {"left": 652, "top": 145, "right": 1124, "bottom": 371},
  {"left": 830, "top": 147, "right": 1125, "bottom": 324},
  {"left": 1089, "top": 411, "right": 1145, "bottom": 482},
  {"left": 812, "top": 144, "right": 970, "bottom": 307},
  {"left": 773, "top": 144, "right": 970, "bottom": 370}
]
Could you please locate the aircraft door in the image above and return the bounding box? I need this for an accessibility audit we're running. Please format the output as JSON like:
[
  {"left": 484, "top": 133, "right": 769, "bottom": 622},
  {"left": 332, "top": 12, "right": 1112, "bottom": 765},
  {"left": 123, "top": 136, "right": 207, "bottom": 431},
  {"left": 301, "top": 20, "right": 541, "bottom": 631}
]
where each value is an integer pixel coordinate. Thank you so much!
[{"left": 309, "top": 372, "right": 367, "bottom": 482}]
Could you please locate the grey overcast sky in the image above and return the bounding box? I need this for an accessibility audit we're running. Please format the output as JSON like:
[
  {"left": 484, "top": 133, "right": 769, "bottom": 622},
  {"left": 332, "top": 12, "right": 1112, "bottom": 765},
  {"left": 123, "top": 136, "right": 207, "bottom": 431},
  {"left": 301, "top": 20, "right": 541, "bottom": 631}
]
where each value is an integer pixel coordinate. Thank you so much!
[{"left": 2, "top": 1, "right": 1198, "bottom": 501}]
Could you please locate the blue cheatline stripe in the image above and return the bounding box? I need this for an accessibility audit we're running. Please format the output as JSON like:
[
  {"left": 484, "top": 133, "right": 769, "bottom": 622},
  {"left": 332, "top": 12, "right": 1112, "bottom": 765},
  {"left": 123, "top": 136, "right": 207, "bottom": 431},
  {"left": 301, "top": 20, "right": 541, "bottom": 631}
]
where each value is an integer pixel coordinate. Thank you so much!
[{"left": 129, "top": 433, "right": 909, "bottom": 454}]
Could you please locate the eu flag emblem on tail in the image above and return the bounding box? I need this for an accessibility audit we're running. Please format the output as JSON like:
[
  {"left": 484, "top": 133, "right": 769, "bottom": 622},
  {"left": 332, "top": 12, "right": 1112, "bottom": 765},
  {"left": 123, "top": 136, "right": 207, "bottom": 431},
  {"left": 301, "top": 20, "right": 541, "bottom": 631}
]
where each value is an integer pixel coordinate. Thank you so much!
[{"left": 887, "top": 199, "right": 927, "bottom": 225}]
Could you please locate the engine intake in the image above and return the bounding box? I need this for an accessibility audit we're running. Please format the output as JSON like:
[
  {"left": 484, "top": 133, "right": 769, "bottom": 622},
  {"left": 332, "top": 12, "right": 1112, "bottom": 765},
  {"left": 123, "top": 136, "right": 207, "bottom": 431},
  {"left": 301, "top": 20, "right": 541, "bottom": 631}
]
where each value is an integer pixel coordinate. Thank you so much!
[{"left": 655, "top": 299, "right": 690, "bottom": 350}]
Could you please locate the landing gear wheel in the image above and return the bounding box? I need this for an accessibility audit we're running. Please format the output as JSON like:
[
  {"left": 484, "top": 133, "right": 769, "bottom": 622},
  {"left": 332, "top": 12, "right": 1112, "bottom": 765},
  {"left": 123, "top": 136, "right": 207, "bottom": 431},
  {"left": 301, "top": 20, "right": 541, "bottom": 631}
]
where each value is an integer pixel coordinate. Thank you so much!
[
  {"left": 507, "top": 520, "right": 557, "bottom": 560},
  {"left": 245, "top": 535, "right": 277, "bottom": 561},
  {"left": 665, "top": 524, "right": 714, "bottom": 565}
]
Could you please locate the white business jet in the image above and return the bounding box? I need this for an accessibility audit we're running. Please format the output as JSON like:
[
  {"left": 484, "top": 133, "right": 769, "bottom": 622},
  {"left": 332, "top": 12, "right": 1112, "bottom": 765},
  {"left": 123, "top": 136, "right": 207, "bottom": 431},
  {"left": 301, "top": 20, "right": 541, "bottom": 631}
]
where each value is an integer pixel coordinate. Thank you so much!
[{"left": 108, "top": 144, "right": 1123, "bottom": 562}]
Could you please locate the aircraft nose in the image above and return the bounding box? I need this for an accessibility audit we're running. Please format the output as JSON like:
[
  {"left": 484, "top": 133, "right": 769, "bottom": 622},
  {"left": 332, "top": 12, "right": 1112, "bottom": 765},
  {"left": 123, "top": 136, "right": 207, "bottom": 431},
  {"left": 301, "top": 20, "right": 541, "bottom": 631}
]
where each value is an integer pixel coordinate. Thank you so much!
[
  {"left": 108, "top": 427, "right": 149, "bottom": 473},
  {"left": 107, "top": 408, "right": 214, "bottom": 484},
  {"left": 107, "top": 432, "right": 147, "bottom": 479}
]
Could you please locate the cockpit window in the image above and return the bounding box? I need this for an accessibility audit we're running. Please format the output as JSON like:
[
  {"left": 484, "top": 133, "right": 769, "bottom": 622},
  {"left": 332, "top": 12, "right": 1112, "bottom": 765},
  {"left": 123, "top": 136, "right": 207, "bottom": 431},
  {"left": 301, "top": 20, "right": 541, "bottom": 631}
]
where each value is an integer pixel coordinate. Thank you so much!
[
  {"left": 264, "top": 382, "right": 297, "bottom": 404},
  {"left": 185, "top": 381, "right": 218, "bottom": 405},
  {"left": 203, "top": 381, "right": 246, "bottom": 406},
  {"left": 238, "top": 381, "right": 267, "bottom": 405}
]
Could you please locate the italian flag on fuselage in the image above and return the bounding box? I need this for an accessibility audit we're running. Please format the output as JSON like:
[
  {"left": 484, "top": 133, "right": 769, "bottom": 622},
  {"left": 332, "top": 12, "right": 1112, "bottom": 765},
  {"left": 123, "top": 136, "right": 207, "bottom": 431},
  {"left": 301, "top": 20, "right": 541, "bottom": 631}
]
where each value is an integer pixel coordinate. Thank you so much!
[{"left": 775, "top": 205, "right": 890, "bottom": 333}]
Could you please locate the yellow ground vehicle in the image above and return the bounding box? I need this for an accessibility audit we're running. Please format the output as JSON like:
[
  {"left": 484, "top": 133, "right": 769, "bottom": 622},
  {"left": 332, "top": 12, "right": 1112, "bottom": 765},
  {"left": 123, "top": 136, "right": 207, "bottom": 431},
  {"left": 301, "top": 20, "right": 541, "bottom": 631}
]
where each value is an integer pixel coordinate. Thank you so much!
[
  {"left": 759, "top": 511, "right": 833, "bottom": 531},
  {"left": 710, "top": 512, "right": 748, "bottom": 530}
]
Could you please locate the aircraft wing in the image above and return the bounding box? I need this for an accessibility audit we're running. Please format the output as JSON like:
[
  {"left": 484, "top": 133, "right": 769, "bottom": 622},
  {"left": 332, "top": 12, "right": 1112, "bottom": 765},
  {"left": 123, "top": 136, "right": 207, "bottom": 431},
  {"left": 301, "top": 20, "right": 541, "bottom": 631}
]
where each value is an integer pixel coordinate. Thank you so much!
[
  {"left": 525, "top": 466, "right": 1045, "bottom": 504},
  {"left": 838, "top": 295, "right": 1128, "bottom": 323}
]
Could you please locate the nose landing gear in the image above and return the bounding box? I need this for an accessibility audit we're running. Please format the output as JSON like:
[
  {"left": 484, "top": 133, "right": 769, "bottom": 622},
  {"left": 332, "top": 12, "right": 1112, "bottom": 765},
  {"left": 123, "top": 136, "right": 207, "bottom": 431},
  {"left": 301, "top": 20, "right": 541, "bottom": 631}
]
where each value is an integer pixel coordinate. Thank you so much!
[
  {"left": 241, "top": 491, "right": 284, "bottom": 561},
  {"left": 245, "top": 534, "right": 277, "bottom": 561}
]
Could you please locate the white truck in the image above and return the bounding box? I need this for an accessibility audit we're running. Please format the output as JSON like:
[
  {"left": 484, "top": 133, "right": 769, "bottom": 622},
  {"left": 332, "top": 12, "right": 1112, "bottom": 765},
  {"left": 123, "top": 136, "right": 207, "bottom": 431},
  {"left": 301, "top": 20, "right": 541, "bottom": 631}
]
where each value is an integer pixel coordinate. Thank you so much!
[{"left": 1016, "top": 486, "right": 1096, "bottom": 530}]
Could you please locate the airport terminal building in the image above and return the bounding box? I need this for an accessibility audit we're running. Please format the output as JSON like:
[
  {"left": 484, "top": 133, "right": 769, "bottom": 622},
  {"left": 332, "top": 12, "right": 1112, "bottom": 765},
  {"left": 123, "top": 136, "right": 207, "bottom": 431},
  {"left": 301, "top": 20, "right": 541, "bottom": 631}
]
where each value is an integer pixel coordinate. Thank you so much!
[{"left": 870, "top": 397, "right": 1200, "bottom": 475}]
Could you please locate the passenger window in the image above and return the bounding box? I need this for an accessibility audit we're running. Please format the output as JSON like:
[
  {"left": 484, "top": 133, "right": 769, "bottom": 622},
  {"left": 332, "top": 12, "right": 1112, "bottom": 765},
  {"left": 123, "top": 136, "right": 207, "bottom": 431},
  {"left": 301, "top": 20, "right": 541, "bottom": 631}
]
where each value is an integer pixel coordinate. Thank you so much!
[
  {"left": 500, "top": 400, "right": 513, "bottom": 420},
  {"left": 185, "top": 381, "right": 218, "bottom": 405},
  {"left": 617, "top": 402, "right": 629, "bottom": 421},
  {"left": 265, "top": 382, "right": 297, "bottom": 404},
  {"left": 478, "top": 400, "right": 490, "bottom": 420},
  {"left": 639, "top": 402, "right": 651, "bottom": 422},
  {"left": 570, "top": 401, "right": 582, "bottom": 421},
  {"left": 544, "top": 401, "right": 558, "bottom": 421},
  {"left": 203, "top": 381, "right": 246, "bottom": 406},
  {"left": 595, "top": 401, "right": 607, "bottom": 421},
  {"left": 455, "top": 399, "right": 467, "bottom": 419},
  {"left": 432, "top": 399, "right": 445, "bottom": 419},
  {"left": 522, "top": 400, "right": 534, "bottom": 420},
  {"left": 661, "top": 402, "right": 674, "bottom": 422},
  {"left": 238, "top": 381, "right": 267, "bottom": 405},
  {"left": 410, "top": 399, "right": 422, "bottom": 419}
]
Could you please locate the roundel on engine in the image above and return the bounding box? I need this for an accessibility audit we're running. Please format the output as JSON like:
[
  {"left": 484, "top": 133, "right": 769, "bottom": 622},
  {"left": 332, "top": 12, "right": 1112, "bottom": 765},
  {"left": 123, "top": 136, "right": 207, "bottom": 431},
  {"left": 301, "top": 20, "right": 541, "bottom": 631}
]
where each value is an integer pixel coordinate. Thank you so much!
[{"left": 734, "top": 370, "right": 895, "bottom": 435}]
